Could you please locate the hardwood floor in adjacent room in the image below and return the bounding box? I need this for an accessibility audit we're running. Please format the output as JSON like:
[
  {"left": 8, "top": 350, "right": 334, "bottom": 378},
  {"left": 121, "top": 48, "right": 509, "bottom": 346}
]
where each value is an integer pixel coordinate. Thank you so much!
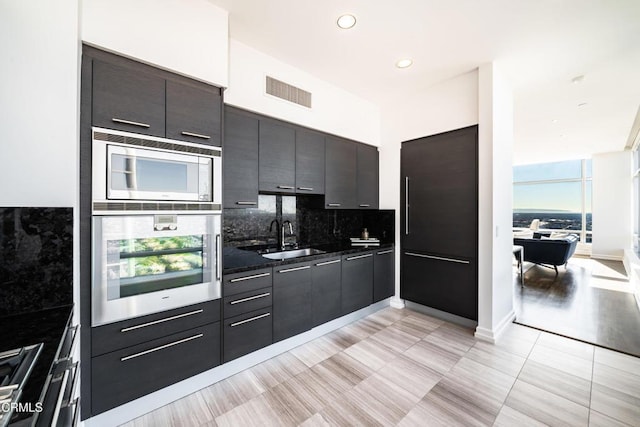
[
  {"left": 513, "top": 255, "right": 640, "bottom": 357},
  {"left": 122, "top": 307, "right": 640, "bottom": 426}
]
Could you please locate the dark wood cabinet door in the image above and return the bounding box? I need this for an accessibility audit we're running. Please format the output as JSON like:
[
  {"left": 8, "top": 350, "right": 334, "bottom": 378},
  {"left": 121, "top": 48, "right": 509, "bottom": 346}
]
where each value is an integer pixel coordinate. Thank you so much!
[
  {"left": 357, "top": 144, "right": 379, "bottom": 209},
  {"left": 273, "top": 262, "right": 313, "bottom": 342},
  {"left": 325, "top": 137, "right": 357, "bottom": 209},
  {"left": 341, "top": 252, "right": 374, "bottom": 315},
  {"left": 401, "top": 126, "right": 478, "bottom": 257},
  {"left": 311, "top": 256, "right": 342, "bottom": 326},
  {"left": 259, "top": 120, "right": 296, "bottom": 193},
  {"left": 224, "top": 108, "right": 260, "bottom": 208},
  {"left": 166, "top": 79, "right": 222, "bottom": 146},
  {"left": 373, "top": 248, "right": 395, "bottom": 302},
  {"left": 91, "top": 322, "right": 220, "bottom": 415},
  {"left": 92, "top": 59, "right": 165, "bottom": 137},
  {"left": 296, "top": 130, "right": 325, "bottom": 194},
  {"left": 223, "top": 307, "right": 273, "bottom": 362},
  {"left": 401, "top": 251, "right": 477, "bottom": 321}
]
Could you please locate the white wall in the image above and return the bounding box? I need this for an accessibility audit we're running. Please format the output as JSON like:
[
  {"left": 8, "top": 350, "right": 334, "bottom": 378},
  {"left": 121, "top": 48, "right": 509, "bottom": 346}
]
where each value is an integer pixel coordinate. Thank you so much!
[
  {"left": 379, "top": 70, "right": 479, "bottom": 308},
  {"left": 81, "top": 0, "right": 228, "bottom": 87},
  {"left": 592, "top": 151, "right": 632, "bottom": 260},
  {"left": 476, "top": 63, "right": 515, "bottom": 342},
  {"left": 0, "top": 0, "right": 79, "bottom": 207},
  {"left": 225, "top": 39, "right": 381, "bottom": 146}
]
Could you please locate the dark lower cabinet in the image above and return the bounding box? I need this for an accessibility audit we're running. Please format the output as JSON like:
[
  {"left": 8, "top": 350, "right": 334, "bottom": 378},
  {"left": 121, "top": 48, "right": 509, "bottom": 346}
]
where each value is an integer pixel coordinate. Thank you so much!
[
  {"left": 401, "top": 251, "right": 477, "bottom": 321},
  {"left": 373, "top": 248, "right": 395, "bottom": 302},
  {"left": 222, "top": 287, "right": 272, "bottom": 319},
  {"left": 341, "top": 252, "right": 374, "bottom": 314},
  {"left": 273, "top": 263, "right": 313, "bottom": 342},
  {"left": 91, "top": 322, "right": 220, "bottom": 415},
  {"left": 223, "top": 308, "right": 273, "bottom": 362},
  {"left": 311, "top": 257, "right": 342, "bottom": 326}
]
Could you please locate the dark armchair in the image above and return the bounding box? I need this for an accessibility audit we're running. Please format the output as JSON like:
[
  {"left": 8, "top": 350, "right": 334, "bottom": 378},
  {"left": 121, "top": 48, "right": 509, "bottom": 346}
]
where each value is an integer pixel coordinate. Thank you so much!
[{"left": 513, "top": 234, "right": 579, "bottom": 274}]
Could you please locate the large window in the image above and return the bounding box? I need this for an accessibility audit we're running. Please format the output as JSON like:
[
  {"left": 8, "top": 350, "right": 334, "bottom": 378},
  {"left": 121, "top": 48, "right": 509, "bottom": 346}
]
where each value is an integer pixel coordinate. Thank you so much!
[{"left": 513, "top": 159, "right": 592, "bottom": 243}]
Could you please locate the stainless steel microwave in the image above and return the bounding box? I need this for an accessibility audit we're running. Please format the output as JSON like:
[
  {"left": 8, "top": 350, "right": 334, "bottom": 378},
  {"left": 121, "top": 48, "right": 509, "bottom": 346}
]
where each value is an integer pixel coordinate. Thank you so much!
[
  {"left": 92, "top": 127, "right": 221, "bottom": 213},
  {"left": 92, "top": 214, "right": 221, "bottom": 326}
]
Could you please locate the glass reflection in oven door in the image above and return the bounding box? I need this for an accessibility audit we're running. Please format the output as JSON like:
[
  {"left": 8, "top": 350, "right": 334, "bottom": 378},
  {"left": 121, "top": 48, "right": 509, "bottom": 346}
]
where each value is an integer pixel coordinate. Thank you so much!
[{"left": 93, "top": 214, "right": 221, "bottom": 326}]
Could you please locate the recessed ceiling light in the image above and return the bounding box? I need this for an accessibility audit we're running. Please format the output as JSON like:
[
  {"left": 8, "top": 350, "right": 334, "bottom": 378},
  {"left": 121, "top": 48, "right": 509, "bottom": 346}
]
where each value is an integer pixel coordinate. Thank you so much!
[
  {"left": 396, "top": 59, "right": 413, "bottom": 69},
  {"left": 571, "top": 75, "right": 585, "bottom": 84},
  {"left": 578, "top": 102, "right": 588, "bottom": 107},
  {"left": 337, "top": 14, "right": 356, "bottom": 29}
]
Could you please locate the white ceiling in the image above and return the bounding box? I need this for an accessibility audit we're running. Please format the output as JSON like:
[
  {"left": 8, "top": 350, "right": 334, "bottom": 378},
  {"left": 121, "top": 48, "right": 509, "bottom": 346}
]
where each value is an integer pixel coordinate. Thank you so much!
[{"left": 208, "top": 0, "right": 640, "bottom": 164}]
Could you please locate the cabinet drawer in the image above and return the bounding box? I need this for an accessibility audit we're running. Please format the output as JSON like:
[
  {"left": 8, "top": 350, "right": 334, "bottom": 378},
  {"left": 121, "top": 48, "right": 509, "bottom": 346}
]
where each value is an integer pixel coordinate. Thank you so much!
[
  {"left": 223, "top": 286, "right": 272, "bottom": 319},
  {"left": 91, "top": 300, "right": 220, "bottom": 357},
  {"left": 223, "top": 308, "right": 272, "bottom": 362},
  {"left": 223, "top": 268, "right": 273, "bottom": 296},
  {"left": 91, "top": 322, "right": 221, "bottom": 415}
]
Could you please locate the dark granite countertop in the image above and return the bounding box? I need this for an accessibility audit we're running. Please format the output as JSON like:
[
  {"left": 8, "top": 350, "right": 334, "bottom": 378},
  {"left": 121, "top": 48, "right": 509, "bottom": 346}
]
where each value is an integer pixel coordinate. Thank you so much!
[
  {"left": 223, "top": 242, "right": 394, "bottom": 274},
  {"left": 2, "top": 305, "right": 72, "bottom": 424}
]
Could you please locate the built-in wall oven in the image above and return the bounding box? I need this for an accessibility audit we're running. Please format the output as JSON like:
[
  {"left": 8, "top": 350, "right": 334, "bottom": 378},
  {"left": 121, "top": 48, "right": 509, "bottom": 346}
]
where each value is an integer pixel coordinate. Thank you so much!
[{"left": 91, "top": 128, "right": 222, "bottom": 326}]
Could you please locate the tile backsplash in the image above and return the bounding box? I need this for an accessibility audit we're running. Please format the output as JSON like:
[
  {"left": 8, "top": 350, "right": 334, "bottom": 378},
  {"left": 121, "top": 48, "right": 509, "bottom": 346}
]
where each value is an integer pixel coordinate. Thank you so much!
[
  {"left": 224, "top": 194, "right": 394, "bottom": 248},
  {"left": 0, "top": 207, "right": 73, "bottom": 316}
]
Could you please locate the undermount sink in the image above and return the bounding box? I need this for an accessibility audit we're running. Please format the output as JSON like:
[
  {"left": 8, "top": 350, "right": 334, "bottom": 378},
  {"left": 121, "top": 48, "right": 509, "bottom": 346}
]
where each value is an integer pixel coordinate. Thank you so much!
[{"left": 261, "top": 248, "right": 326, "bottom": 260}]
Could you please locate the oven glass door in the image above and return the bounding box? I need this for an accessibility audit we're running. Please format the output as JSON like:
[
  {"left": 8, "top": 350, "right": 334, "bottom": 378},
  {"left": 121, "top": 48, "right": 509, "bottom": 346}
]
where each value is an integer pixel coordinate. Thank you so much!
[
  {"left": 107, "top": 145, "right": 211, "bottom": 201},
  {"left": 92, "top": 214, "right": 221, "bottom": 326}
]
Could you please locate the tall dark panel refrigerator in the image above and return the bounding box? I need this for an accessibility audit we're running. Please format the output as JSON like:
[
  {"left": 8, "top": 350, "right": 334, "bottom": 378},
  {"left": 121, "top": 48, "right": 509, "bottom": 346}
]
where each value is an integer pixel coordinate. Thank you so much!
[{"left": 400, "top": 125, "right": 479, "bottom": 321}]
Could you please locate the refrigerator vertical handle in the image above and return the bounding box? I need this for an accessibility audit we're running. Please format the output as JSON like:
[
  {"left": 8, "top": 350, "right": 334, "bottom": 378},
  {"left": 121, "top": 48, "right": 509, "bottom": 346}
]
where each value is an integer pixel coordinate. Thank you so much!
[
  {"left": 215, "top": 233, "right": 221, "bottom": 281},
  {"left": 405, "top": 176, "right": 409, "bottom": 235}
]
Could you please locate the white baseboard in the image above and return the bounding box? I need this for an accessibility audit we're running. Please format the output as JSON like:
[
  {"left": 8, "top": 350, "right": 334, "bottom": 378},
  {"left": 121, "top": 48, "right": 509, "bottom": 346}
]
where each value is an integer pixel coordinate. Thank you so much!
[
  {"left": 84, "top": 299, "right": 390, "bottom": 427},
  {"left": 390, "top": 296, "right": 405, "bottom": 309},
  {"left": 591, "top": 253, "right": 624, "bottom": 261},
  {"left": 474, "top": 310, "right": 516, "bottom": 344}
]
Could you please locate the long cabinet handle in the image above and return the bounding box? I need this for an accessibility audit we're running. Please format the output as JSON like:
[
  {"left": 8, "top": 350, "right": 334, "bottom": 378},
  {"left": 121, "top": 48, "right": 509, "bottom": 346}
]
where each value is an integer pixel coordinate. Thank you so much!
[
  {"left": 230, "top": 312, "right": 270, "bottom": 327},
  {"left": 316, "top": 259, "right": 341, "bottom": 266},
  {"left": 236, "top": 201, "right": 257, "bottom": 206},
  {"left": 404, "top": 252, "right": 470, "bottom": 264},
  {"left": 327, "top": 203, "right": 341, "bottom": 207},
  {"left": 405, "top": 176, "right": 410, "bottom": 235},
  {"left": 112, "top": 118, "right": 150, "bottom": 128},
  {"left": 346, "top": 254, "right": 373, "bottom": 261},
  {"left": 278, "top": 265, "right": 311, "bottom": 273},
  {"left": 277, "top": 185, "right": 295, "bottom": 190},
  {"left": 121, "top": 309, "right": 204, "bottom": 332},
  {"left": 181, "top": 131, "right": 211, "bottom": 140},
  {"left": 121, "top": 334, "right": 203, "bottom": 361},
  {"left": 359, "top": 204, "right": 370, "bottom": 208},
  {"left": 229, "top": 272, "right": 271, "bottom": 283},
  {"left": 230, "top": 292, "right": 271, "bottom": 305},
  {"left": 297, "top": 187, "right": 314, "bottom": 191},
  {"left": 377, "top": 250, "right": 393, "bottom": 255}
]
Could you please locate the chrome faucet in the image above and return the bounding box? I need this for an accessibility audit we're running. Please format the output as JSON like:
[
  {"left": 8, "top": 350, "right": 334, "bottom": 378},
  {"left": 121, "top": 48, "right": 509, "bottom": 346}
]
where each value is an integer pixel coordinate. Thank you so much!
[{"left": 281, "top": 220, "right": 293, "bottom": 251}]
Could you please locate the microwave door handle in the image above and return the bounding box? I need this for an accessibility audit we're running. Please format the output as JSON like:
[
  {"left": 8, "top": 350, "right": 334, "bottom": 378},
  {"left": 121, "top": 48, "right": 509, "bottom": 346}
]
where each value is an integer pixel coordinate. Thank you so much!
[{"left": 215, "top": 233, "right": 221, "bottom": 281}]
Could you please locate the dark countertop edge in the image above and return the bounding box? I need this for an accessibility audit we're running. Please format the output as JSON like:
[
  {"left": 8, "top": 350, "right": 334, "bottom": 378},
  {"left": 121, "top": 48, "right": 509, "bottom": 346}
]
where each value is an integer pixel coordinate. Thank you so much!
[{"left": 223, "top": 243, "right": 394, "bottom": 275}]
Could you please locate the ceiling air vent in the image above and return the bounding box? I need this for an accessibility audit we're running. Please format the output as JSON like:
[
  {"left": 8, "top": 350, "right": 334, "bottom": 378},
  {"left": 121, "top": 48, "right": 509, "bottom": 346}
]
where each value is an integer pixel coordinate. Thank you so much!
[{"left": 266, "top": 76, "right": 312, "bottom": 108}]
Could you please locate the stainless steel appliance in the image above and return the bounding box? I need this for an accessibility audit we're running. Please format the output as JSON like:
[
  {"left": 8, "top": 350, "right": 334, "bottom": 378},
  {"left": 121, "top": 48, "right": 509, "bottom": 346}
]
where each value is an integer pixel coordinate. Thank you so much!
[
  {"left": 92, "top": 214, "right": 221, "bottom": 326},
  {"left": 0, "top": 344, "right": 43, "bottom": 427},
  {"left": 92, "top": 127, "right": 222, "bottom": 214}
]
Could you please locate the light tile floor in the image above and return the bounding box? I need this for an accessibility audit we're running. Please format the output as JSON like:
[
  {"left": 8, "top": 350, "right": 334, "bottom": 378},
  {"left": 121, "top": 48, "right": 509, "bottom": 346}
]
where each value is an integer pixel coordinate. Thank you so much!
[{"left": 122, "top": 307, "right": 640, "bottom": 426}]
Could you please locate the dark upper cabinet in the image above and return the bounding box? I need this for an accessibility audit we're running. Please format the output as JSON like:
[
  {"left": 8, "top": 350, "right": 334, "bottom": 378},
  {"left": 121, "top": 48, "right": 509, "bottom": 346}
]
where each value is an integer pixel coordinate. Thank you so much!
[
  {"left": 401, "top": 126, "right": 478, "bottom": 257},
  {"left": 224, "top": 108, "right": 260, "bottom": 208},
  {"left": 259, "top": 120, "right": 296, "bottom": 193},
  {"left": 311, "top": 256, "right": 342, "bottom": 326},
  {"left": 357, "top": 144, "right": 379, "bottom": 209},
  {"left": 341, "top": 251, "right": 374, "bottom": 314},
  {"left": 166, "top": 79, "right": 222, "bottom": 146},
  {"left": 373, "top": 248, "right": 394, "bottom": 302},
  {"left": 272, "top": 262, "right": 313, "bottom": 342},
  {"left": 92, "top": 59, "right": 165, "bottom": 137},
  {"left": 295, "top": 130, "right": 325, "bottom": 194},
  {"left": 325, "top": 137, "right": 358, "bottom": 209}
]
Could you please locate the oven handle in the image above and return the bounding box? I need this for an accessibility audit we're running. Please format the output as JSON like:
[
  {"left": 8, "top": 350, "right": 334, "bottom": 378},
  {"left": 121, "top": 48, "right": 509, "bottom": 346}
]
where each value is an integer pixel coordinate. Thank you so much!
[{"left": 216, "top": 233, "right": 221, "bottom": 281}]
